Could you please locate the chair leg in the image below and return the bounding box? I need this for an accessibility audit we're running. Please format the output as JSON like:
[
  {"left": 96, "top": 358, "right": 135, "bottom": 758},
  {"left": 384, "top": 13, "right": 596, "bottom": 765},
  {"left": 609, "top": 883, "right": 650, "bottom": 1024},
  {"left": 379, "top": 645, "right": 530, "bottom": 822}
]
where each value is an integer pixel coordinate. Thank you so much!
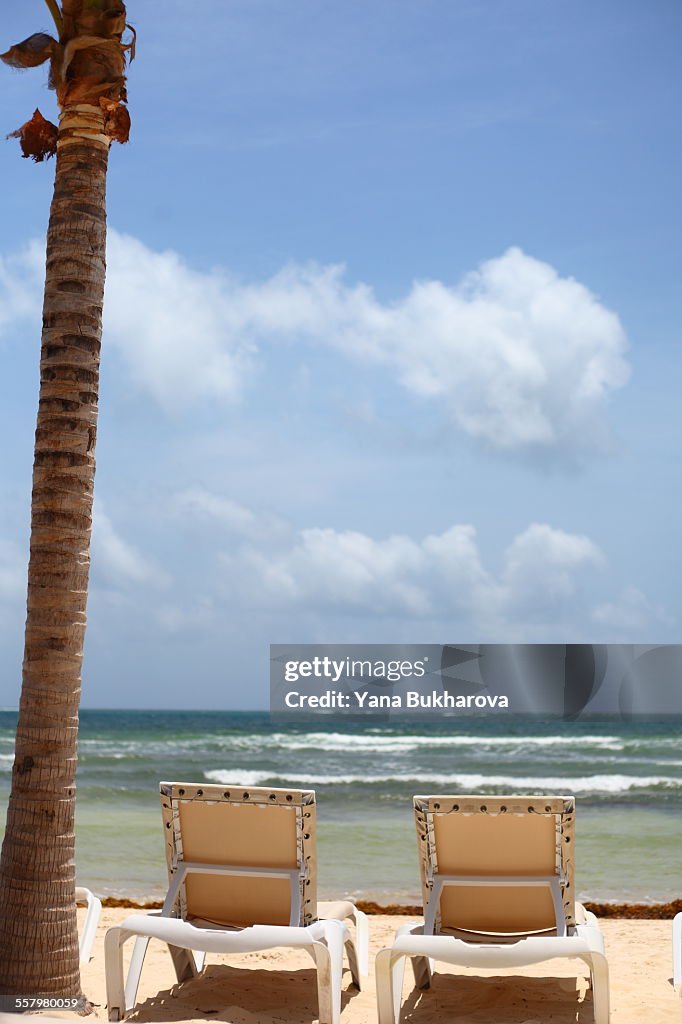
[
  {"left": 673, "top": 912, "right": 682, "bottom": 995},
  {"left": 124, "top": 936, "right": 150, "bottom": 1011},
  {"left": 104, "top": 927, "right": 127, "bottom": 1021},
  {"left": 353, "top": 908, "right": 370, "bottom": 976},
  {"left": 310, "top": 938, "right": 335, "bottom": 1024},
  {"left": 321, "top": 920, "right": 345, "bottom": 1024},
  {"left": 410, "top": 954, "right": 432, "bottom": 990},
  {"left": 589, "top": 952, "right": 610, "bottom": 1024},
  {"left": 392, "top": 950, "right": 406, "bottom": 1022},
  {"left": 344, "top": 933, "right": 361, "bottom": 989},
  {"left": 168, "top": 943, "right": 200, "bottom": 983},
  {"left": 376, "top": 948, "right": 405, "bottom": 1024}
]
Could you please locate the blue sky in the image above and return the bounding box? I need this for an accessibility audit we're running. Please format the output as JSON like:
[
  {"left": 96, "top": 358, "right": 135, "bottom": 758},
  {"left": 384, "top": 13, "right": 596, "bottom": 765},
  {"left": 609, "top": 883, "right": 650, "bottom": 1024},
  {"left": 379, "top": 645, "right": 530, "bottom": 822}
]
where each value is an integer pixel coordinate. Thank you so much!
[{"left": 0, "top": 0, "right": 681, "bottom": 708}]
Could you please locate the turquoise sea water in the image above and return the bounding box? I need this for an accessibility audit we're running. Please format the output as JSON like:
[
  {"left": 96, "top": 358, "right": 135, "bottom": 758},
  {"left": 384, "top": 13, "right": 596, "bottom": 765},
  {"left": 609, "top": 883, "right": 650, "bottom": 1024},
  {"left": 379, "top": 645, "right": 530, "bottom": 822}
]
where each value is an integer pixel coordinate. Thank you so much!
[{"left": 0, "top": 710, "right": 680, "bottom": 904}]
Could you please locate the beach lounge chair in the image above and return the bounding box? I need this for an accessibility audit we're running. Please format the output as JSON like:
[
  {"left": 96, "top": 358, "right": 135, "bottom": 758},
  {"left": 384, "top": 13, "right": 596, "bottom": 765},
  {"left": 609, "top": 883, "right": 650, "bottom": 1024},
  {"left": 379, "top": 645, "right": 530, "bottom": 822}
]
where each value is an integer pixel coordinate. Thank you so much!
[
  {"left": 76, "top": 885, "right": 102, "bottom": 965},
  {"left": 674, "top": 911, "right": 682, "bottom": 995},
  {"left": 375, "top": 795, "right": 609, "bottom": 1024},
  {"left": 104, "top": 782, "right": 368, "bottom": 1023}
]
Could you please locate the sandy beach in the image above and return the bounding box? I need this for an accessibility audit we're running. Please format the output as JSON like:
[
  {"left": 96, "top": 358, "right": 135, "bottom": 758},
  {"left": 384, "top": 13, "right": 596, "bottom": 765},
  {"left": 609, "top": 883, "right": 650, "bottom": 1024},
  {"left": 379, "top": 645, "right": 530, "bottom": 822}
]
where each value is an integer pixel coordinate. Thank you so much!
[{"left": 71, "top": 906, "right": 680, "bottom": 1024}]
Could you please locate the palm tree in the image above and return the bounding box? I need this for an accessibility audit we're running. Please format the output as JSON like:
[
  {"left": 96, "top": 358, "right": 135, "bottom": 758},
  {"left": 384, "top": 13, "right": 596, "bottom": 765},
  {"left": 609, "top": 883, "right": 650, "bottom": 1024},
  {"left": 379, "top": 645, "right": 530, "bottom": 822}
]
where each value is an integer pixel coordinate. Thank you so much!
[{"left": 0, "top": 1, "right": 132, "bottom": 998}]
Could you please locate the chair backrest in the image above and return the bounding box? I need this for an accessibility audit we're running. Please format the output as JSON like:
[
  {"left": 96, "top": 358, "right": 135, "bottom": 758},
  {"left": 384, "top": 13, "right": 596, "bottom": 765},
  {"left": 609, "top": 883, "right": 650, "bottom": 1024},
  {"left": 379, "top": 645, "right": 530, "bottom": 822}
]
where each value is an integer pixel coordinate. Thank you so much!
[
  {"left": 414, "top": 794, "right": 576, "bottom": 937},
  {"left": 160, "top": 782, "right": 317, "bottom": 928}
]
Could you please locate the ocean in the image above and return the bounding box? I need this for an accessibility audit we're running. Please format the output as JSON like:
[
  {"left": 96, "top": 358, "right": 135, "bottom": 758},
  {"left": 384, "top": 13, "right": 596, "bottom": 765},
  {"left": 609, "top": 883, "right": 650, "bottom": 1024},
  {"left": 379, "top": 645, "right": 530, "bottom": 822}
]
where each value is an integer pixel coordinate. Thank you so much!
[{"left": 0, "top": 710, "right": 680, "bottom": 904}]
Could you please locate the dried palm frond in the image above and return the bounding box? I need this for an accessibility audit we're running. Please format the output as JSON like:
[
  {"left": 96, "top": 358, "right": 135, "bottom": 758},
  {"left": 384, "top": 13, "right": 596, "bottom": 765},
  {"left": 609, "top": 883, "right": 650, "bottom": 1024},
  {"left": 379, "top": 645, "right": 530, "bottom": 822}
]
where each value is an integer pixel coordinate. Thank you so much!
[
  {"left": 2, "top": 0, "right": 133, "bottom": 153},
  {"left": 1, "top": 33, "right": 58, "bottom": 70},
  {"left": 8, "top": 109, "right": 58, "bottom": 162},
  {"left": 100, "top": 96, "right": 130, "bottom": 143}
]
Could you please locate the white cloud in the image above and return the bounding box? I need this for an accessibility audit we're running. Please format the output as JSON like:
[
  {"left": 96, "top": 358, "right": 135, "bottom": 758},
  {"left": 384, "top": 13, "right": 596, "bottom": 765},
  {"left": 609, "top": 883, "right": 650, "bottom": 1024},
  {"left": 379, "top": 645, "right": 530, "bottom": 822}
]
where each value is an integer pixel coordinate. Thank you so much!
[
  {"left": 0, "top": 232, "right": 630, "bottom": 456},
  {"left": 592, "top": 585, "right": 672, "bottom": 633},
  {"left": 0, "top": 240, "right": 43, "bottom": 339},
  {"left": 238, "top": 527, "right": 434, "bottom": 615},
  {"left": 173, "top": 486, "right": 288, "bottom": 542},
  {"left": 374, "top": 248, "right": 630, "bottom": 451},
  {"left": 101, "top": 234, "right": 628, "bottom": 455},
  {"left": 501, "top": 523, "right": 605, "bottom": 606},
  {"left": 174, "top": 487, "right": 257, "bottom": 532},
  {"left": 226, "top": 520, "right": 605, "bottom": 631},
  {"left": 91, "top": 507, "right": 171, "bottom": 589},
  {"left": 103, "top": 233, "right": 256, "bottom": 408}
]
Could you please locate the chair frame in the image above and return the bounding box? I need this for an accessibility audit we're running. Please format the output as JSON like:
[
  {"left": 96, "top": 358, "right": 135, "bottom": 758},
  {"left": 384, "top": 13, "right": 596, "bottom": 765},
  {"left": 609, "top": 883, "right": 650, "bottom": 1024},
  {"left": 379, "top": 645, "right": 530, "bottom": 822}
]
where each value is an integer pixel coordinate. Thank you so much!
[
  {"left": 673, "top": 911, "right": 682, "bottom": 996},
  {"left": 375, "top": 795, "right": 610, "bottom": 1024},
  {"left": 104, "top": 783, "right": 367, "bottom": 1024},
  {"left": 76, "top": 885, "right": 102, "bottom": 965}
]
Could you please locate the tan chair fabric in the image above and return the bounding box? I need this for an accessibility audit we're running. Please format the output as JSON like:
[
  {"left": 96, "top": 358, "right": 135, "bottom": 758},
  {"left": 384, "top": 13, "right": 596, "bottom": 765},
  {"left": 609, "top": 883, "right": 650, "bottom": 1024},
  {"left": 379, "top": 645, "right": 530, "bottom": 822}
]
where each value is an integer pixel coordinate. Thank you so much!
[
  {"left": 414, "top": 795, "right": 576, "bottom": 937},
  {"left": 160, "top": 783, "right": 317, "bottom": 929}
]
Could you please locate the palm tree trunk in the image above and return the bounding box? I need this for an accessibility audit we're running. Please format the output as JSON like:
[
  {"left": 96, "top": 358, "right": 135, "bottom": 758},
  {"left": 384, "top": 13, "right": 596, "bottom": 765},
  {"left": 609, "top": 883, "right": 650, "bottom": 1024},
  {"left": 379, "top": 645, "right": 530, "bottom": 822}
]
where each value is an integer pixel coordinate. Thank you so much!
[{"left": 0, "top": 103, "right": 110, "bottom": 996}]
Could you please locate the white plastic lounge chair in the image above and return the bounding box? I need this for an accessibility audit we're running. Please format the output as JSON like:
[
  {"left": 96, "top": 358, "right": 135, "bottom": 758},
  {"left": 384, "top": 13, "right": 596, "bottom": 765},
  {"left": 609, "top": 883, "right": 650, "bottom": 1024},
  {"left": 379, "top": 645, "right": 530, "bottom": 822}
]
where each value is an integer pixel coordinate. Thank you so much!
[
  {"left": 674, "top": 911, "right": 682, "bottom": 995},
  {"left": 105, "top": 782, "right": 368, "bottom": 1023},
  {"left": 76, "top": 885, "right": 102, "bottom": 965},
  {"left": 375, "top": 795, "right": 609, "bottom": 1024}
]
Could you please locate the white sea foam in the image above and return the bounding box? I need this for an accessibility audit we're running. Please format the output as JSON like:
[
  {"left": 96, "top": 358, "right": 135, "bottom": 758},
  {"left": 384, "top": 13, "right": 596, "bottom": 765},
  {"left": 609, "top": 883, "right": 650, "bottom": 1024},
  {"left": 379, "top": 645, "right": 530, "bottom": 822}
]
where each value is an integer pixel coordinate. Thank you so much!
[
  {"left": 203, "top": 770, "right": 275, "bottom": 787},
  {"left": 76, "top": 731, "right": 629, "bottom": 755},
  {"left": 203, "top": 769, "right": 680, "bottom": 794},
  {"left": 70, "top": 730, "right": 682, "bottom": 760},
  {"left": 233, "top": 732, "right": 627, "bottom": 753},
  {"left": 61, "top": 731, "right": 682, "bottom": 760}
]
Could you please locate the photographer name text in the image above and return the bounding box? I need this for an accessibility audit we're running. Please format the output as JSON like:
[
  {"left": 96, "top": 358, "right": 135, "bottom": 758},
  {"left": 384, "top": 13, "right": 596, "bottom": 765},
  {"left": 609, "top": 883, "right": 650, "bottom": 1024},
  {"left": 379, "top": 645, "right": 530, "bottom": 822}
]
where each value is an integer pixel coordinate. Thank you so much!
[{"left": 283, "top": 690, "right": 509, "bottom": 710}]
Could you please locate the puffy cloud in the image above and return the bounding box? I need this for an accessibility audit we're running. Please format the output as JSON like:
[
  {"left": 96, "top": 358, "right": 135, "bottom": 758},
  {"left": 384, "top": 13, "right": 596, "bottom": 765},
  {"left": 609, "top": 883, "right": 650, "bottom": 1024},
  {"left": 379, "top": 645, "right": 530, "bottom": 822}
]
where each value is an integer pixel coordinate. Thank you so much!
[
  {"left": 371, "top": 248, "right": 630, "bottom": 451},
  {"left": 91, "top": 507, "right": 171, "bottom": 589},
  {"left": 103, "top": 233, "right": 256, "bottom": 408},
  {"left": 239, "top": 527, "right": 435, "bottom": 615},
  {"left": 103, "top": 235, "right": 629, "bottom": 454},
  {"left": 592, "top": 585, "right": 672, "bottom": 634},
  {"left": 228, "top": 520, "right": 605, "bottom": 630},
  {"left": 0, "top": 232, "right": 630, "bottom": 456},
  {"left": 0, "top": 240, "right": 43, "bottom": 339},
  {"left": 501, "top": 523, "right": 605, "bottom": 606}
]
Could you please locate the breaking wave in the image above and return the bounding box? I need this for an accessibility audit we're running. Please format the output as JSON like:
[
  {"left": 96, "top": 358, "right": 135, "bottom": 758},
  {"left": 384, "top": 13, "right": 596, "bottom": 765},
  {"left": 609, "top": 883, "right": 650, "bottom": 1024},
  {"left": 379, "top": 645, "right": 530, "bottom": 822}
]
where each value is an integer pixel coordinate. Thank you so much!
[{"left": 203, "top": 769, "right": 680, "bottom": 795}]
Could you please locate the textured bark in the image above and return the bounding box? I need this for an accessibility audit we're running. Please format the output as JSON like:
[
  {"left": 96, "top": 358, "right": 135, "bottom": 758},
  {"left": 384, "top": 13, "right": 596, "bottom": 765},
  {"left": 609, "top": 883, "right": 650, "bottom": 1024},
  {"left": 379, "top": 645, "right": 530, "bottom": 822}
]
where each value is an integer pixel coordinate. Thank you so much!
[
  {"left": 0, "top": 0, "right": 130, "bottom": 993},
  {"left": 0, "top": 104, "right": 110, "bottom": 995}
]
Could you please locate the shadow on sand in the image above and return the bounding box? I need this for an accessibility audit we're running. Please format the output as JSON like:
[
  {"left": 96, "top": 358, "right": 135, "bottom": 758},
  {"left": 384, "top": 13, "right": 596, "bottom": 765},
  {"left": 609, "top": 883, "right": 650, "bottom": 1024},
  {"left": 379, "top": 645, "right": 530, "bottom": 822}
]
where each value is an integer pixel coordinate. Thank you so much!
[{"left": 126, "top": 962, "right": 361, "bottom": 1023}]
